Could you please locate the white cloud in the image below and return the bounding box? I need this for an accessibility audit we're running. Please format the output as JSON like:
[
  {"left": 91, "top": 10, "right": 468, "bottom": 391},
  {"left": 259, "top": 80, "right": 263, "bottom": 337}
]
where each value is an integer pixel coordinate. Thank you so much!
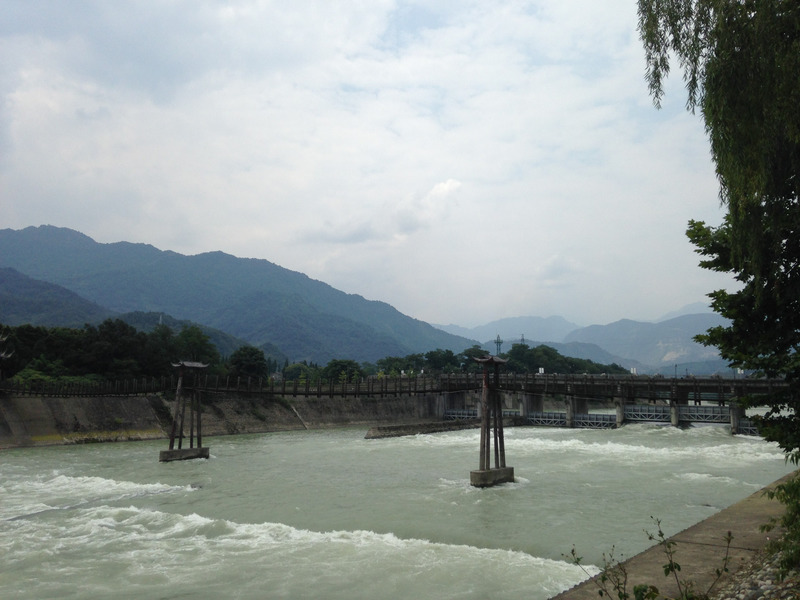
[{"left": 0, "top": 0, "right": 729, "bottom": 328}]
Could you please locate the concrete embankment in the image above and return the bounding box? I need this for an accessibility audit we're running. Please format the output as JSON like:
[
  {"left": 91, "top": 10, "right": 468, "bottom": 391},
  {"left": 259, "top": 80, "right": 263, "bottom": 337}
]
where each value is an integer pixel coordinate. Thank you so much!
[
  {"left": 365, "top": 419, "right": 480, "bottom": 439},
  {"left": 550, "top": 471, "right": 796, "bottom": 600},
  {"left": 0, "top": 391, "right": 446, "bottom": 448}
]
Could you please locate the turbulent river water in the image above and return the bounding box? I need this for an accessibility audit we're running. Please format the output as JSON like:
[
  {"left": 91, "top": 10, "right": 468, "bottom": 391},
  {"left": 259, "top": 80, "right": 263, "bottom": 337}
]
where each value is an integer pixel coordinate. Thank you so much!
[{"left": 1, "top": 424, "right": 796, "bottom": 599}]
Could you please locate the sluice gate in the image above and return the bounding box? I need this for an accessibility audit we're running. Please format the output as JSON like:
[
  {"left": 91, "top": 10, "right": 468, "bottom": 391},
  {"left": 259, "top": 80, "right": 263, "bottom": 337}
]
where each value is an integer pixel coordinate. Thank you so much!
[{"left": 444, "top": 402, "right": 759, "bottom": 435}]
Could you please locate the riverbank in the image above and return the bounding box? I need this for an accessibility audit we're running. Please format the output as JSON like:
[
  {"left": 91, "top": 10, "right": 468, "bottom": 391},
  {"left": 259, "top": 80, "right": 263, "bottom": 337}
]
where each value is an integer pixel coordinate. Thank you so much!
[
  {"left": 710, "top": 549, "right": 799, "bottom": 600},
  {"left": 550, "top": 471, "right": 798, "bottom": 600},
  {"left": 0, "top": 391, "right": 445, "bottom": 448}
]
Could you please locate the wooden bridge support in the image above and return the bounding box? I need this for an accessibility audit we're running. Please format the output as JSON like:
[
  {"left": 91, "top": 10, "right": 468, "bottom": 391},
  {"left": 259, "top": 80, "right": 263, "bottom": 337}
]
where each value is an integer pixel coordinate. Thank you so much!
[
  {"left": 160, "top": 362, "right": 210, "bottom": 462},
  {"left": 470, "top": 356, "right": 514, "bottom": 488}
]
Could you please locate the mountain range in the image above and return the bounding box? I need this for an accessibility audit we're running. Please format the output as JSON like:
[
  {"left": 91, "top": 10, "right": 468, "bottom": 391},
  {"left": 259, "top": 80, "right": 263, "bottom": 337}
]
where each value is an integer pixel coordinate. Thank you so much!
[
  {"left": 0, "top": 225, "right": 731, "bottom": 373},
  {"left": 0, "top": 226, "right": 474, "bottom": 364}
]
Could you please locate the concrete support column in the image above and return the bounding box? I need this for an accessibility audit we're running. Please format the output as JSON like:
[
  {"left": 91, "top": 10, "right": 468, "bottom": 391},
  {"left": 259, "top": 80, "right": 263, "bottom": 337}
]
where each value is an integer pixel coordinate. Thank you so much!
[
  {"left": 565, "top": 396, "right": 575, "bottom": 428},
  {"left": 520, "top": 392, "right": 543, "bottom": 417},
  {"left": 670, "top": 402, "right": 680, "bottom": 427},
  {"left": 615, "top": 398, "right": 625, "bottom": 427},
  {"left": 730, "top": 402, "right": 744, "bottom": 434}
]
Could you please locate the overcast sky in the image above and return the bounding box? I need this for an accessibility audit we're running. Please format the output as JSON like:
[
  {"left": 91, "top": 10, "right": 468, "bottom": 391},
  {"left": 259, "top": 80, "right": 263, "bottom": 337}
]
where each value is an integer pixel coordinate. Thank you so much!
[{"left": 1, "top": 1, "right": 733, "bottom": 328}]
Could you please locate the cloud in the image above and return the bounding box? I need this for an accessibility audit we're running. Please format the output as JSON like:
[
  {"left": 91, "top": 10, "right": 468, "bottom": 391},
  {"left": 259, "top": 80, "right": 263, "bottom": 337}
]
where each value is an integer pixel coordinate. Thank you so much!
[{"left": 0, "top": 0, "right": 729, "bottom": 329}]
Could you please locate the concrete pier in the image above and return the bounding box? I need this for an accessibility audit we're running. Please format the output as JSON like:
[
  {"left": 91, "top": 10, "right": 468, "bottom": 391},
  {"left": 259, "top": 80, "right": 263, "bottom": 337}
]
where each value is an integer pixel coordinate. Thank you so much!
[
  {"left": 161, "top": 361, "right": 210, "bottom": 462},
  {"left": 470, "top": 466, "right": 515, "bottom": 487},
  {"left": 471, "top": 355, "right": 514, "bottom": 487},
  {"left": 159, "top": 447, "right": 210, "bottom": 462}
]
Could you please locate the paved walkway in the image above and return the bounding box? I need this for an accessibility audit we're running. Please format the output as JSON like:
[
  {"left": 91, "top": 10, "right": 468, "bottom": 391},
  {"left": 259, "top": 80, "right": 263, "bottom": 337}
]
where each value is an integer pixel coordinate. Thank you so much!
[{"left": 550, "top": 472, "right": 796, "bottom": 600}]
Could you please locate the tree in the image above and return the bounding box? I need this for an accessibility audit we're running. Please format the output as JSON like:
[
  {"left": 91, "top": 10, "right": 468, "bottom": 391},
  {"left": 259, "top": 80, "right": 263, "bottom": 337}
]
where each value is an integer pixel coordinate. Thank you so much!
[
  {"left": 321, "top": 359, "right": 363, "bottom": 383},
  {"left": 639, "top": 0, "right": 800, "bottom": 572},
  {"left": 229, "top": 345, "right": 269, "bottom": 379},
  {"left": 424, "top": 348, "right": 459, "bottom": 373},
  {"left": 175, "top": 325, "right": 220, "bottom": 365},
  {"left": 638, "top": 0, "right": 800, "bottom": 456},
  {"left": 460, "top": 345, "right": 489, "bottom": 372}
]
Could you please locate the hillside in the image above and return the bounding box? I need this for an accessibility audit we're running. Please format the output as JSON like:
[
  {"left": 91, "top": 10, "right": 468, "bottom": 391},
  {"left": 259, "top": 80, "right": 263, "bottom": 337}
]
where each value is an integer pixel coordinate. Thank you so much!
[
  {"left": 0, "top": 226, "right": 476, "bottom": 364},
  {"left": 0, "top": 268, "right": 277, "bottom": 361},
  {"left": 564, "top": 313, "right": 728, "bottom": 370},
  {"left": 436, "top": 315, "right": 581, "bottom": 344},
  {"left": 0, "top": 267, "right": 113, "bottom": 327}
]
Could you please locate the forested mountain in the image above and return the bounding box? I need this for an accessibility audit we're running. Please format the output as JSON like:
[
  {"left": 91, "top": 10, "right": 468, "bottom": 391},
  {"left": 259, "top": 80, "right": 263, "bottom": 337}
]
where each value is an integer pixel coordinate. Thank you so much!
[
  {"left": 0, "top": 268, "right": 282, "bottom": 362},
  {"left": 0, "top": 267, "right": 113, "bottom": 327},
  {"left": 0, "top": 226, "right": 475, "bottom": 363},
  {"left": 116, "top": 311, "right": 286, "bottom": 364}
]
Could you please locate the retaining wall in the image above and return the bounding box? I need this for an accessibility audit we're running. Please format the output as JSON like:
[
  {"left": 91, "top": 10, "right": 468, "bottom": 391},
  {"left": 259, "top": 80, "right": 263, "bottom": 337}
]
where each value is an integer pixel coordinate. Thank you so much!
[{"left": 0, "top": 391, "right": 447, "bottom": 449}]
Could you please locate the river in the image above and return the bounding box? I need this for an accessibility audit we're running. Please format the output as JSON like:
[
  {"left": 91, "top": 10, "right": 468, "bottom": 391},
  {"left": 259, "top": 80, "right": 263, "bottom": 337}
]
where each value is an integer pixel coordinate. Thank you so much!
[{"left": 1, "top": 424, "right": 795, "bottom": 599}]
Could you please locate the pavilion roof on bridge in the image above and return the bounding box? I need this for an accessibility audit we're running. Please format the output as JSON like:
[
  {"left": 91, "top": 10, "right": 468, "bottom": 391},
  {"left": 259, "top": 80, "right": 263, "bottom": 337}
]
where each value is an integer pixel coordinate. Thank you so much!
[
  {"left": 171, "top": 361, "right": 209, "bottom": 369},
  {"left": 472, "top": 355, "right": 508, "bottom": 365}
]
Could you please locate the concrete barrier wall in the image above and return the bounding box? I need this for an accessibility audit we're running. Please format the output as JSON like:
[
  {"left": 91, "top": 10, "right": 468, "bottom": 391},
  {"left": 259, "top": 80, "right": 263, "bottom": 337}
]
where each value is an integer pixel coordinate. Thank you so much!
[{"left": 0, "top": 391, "right": 445, "bottom": 449}]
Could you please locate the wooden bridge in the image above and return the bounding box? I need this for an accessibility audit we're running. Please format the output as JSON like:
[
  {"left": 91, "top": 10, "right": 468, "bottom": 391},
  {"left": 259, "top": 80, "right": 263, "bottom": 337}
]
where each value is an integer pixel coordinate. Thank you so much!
[
  {"left": 0, "top": 373, "right": 783, "bottom": 404},
  {"left": 0, "top": 372, "right": 780, "bottom": 437}
]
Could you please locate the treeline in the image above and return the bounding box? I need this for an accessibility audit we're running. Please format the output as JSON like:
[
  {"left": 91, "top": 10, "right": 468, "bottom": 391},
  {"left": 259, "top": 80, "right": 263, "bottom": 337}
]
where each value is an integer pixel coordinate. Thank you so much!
[
  {"left": 283, "top": 344, "right": 628, "bottom": 383},
  {"left": 0, "top": 319, "right": 277, "bottom": 384},
  {"left": 0, "top": 320, "right": 628, "bottom": 386}
]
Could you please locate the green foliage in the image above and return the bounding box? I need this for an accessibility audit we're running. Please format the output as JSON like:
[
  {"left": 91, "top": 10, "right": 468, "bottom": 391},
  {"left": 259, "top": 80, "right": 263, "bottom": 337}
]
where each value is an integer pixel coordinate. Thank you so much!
[
  {"left": 229, "top": 345, "right": 268, "bottom": 379},
  {"left": 503, "top": 343, "right": 628, "bottom": 375},
  {"left": 283, "top": 362, "right": 317, "bottom": 382},
  {"left": 424, "top": 348, "right": 460, "bottom": 373},
  {"left": 762, "top": 473, "right": 800, "bottom": 577},
  {"left": 639, "top": 0, "right": 800, "bottom": 570},
  {"left": 0, "top": 319, "right": 224, "bottom": 381},
  {"left": 175, "top": 325, "right": 220, "bottom": 365},
  {"left": 321, "top": 359, "right": 364, "bottom": 383}
]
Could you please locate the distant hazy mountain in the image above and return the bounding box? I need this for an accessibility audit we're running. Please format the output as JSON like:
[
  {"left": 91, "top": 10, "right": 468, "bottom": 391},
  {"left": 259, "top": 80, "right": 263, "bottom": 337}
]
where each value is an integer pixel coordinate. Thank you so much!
[
  {"left": 436, "top": 315, "right": 580, "bottom": 344},
  {"left": 564, "top": 313, "right": 728, "bottom": 370},
  {"left": 0, "top": 267, "right": 113, "bottom": 327},
  {"left": 473, "top": 337, "right": 646, "bottom": 372},
  {"left": 656, "top": 301, "right": 712, "bottom": 322},
  {"left": 0, "top": 226, "right": 476, "bottom": 364}
]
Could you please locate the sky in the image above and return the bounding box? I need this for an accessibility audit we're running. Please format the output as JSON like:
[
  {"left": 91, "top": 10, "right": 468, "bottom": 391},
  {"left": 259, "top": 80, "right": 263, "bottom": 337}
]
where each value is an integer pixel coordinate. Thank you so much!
[{"left": 0, "top": 1, "right": 734, "bottom": 328}]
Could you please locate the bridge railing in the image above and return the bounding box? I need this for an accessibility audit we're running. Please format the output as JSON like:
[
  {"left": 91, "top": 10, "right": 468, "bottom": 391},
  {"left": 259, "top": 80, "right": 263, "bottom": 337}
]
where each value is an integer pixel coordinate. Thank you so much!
[
  {"left": 0, "top": 374, "right": 482, "bottom": 398},
  {"left": 0, "top": 376, "right": 174, "bottom": 397}
]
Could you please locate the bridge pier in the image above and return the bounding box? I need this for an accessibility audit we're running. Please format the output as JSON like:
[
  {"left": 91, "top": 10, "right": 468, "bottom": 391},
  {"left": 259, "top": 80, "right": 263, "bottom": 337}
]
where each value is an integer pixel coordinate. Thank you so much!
[
  {"left": 564, "top": 396, "right": 588, "bottom": 428},
  {"left": 615, "top": 398, "right": 625, "bottom": 427},
  {"left": 730, "top": 402, "right": 745, "bottom": 434},
  {"left": 519, "top": 392, "right": 543, "bottom": 417},
  {"left": 160, "top": 361, "right": 210, "bottom": 463},
  {"left": 470, "top": 355, "right": 514, "bottom": 488}
]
